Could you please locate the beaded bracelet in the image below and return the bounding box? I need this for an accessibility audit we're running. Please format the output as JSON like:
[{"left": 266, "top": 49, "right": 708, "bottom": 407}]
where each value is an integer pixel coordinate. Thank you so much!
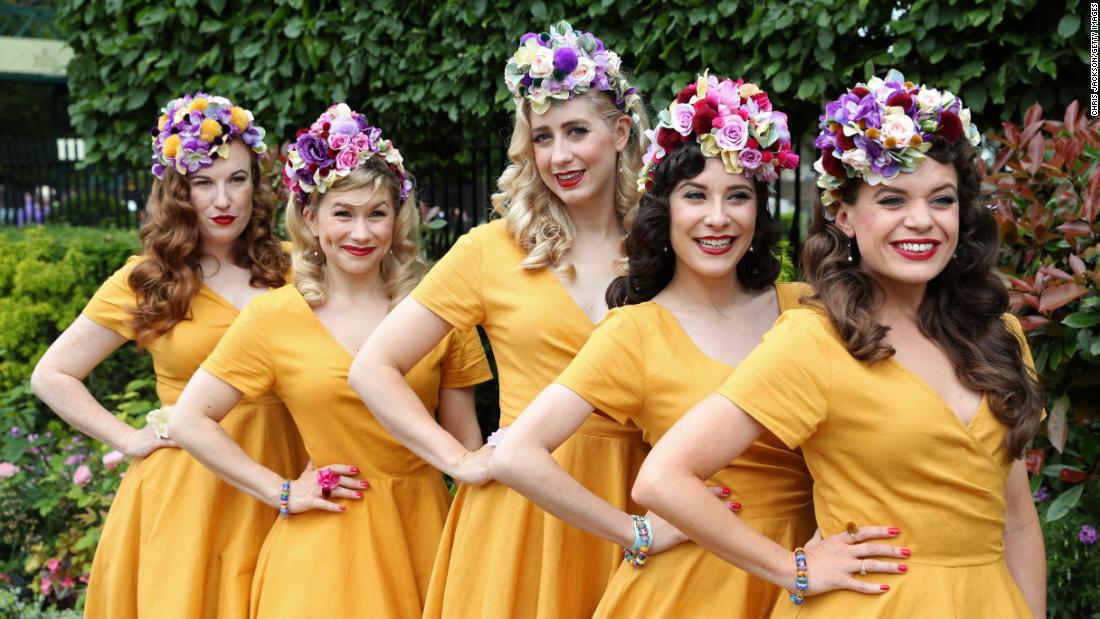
[
  {"left": 622, "top": 515, "right": 652, "bottom": 568},
  {"left": 278, "top": 480, "right": 291, "bottom": 520},
  {"left": 789, "top": 547, "right": 809, "bottom": 605}
]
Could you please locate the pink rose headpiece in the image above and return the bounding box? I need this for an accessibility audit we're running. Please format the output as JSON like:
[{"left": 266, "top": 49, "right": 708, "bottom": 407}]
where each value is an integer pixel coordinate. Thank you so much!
[
  {"left": 504, "top": 21, "right": 638, "bottom": 115},
  {"left": 282, "top": 103, "right": 412, "bottom": 208},
  {"left": 150, "top": 92, "right": 267, "bottom": 178},
  {"left": 638, "top": 72, "right": 798, "bottom": 192},
  {"left": 814, "top": 69, "right": 981, "bottom": 210}
]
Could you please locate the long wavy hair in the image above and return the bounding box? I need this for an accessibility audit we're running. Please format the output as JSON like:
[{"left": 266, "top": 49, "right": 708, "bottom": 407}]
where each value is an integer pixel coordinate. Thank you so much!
[
  {"left": 801, "top": 137, "right": 1044, "bottom": 457},
  {"left": 285, "top": 159, "right": 425, "bottom": 307},
  {"left": 492, "top": 90, "right": 650, "bottom": 277},
  {"left": 127, "top": 151, "right": 289, "bottom": 346},
  {"left": 606, "top": 141, "right": 781, "bottom": 307}
]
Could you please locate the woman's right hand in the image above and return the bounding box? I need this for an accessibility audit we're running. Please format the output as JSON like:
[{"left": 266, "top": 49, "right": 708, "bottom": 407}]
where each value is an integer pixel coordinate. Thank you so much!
[
  {"left": 799, "top": 526, "right": 911, "bottom": 596},
  {"left": 648, "top": 486, "right": 742, "bottom": 554},
  {"left": 286, "top": 462, "right": 366, "bottom": 514},
  {"left": 452, "top": 443, "right": 495, "bottom": 487},
  {"left": 120, "top": 425, "right": 176, "bottom": 458}
]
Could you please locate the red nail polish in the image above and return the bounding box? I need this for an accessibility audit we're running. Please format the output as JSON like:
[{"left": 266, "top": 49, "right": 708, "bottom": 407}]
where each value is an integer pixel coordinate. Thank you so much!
[
  {"left": 350, "top": 467, "right": 359, "bottom": 474},
  {"left": 729, "top": 502, "right": 742, "bottom": 511},
  {"left": 901, "top": 548, "right": 911, "bottom": 557},
  {"left": 880, "top": 585, "right": 890, "bottom": 591},
  {"left": 355, "top": 491, "right": 363, "bottom": 498},
  {"left": 339, "top": 505, "right": 346, "bottom": 511},
  {"left": 898, "top": 564, "right": 908, "bottom": 572},
  {"left": 888, "top": 527, "right": 900, "bottom": 535},
  {"left": 721, "top": 487, "right": 731, "bottom": 496},
  {"left": 360, "top": 481, "right": 370, "bottom": 489}
]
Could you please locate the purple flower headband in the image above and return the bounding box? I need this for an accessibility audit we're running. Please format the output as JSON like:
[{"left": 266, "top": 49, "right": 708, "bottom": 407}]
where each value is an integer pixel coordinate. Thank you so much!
[
  {"left": 282, "top": 103, "right": 412, "bottom": 207},
  {"left": 503, "top": 21, "right": 638, "bottom": 115},
  {"left": 639, "top": 71, "right": 799, "bottom": 192},
  {"left": 814, "top": 69, "right": 981, "bottom": 210},
  {"left": 150, "top": 92, "right": 267, "bottom": 178}
]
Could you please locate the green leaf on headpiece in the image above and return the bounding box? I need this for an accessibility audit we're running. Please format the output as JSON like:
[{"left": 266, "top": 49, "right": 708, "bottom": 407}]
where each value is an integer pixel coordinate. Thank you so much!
[
  {"left": 757, "top": 129, "right": 779, "bottom": 149},
  {"left": 579, "top": 37, "right": 595, "bottom": 53}
]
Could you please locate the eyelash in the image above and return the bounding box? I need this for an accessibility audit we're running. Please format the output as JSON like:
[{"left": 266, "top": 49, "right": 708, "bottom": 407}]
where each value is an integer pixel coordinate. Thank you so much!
[
  {"left": 681, "top": 191, "right": 753, "bottom": 201},
  {"left": 878, "top": 196, "right": 957, "bottom": 207},
  {"left": 532, "top": 126, "right": 589, "bottom": 143}
]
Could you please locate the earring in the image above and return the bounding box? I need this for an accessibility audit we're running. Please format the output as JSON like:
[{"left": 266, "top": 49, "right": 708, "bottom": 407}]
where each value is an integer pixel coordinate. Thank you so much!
[
  {"left": 847, "top": 238, "right": 854, "bottom": 263},
  {"left": 662, "top": 245, "right": 669, "bottom": 253},
  {"left": 749, "top": 244, "right": 755, "bottom": 253}
]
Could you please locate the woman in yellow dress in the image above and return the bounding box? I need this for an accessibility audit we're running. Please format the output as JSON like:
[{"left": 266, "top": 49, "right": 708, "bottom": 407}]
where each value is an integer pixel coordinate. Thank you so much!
[
  {"left": 350, "top": 22, "right": 651, "bottom": 618},
  {"left": 635, "top": 71, "right": 1047, "bottom": 618},
  {"left": 30, "top": 93, "right": 306, "bottom": 618},
  {"left": 491, "top": 73, "right": 827, "bottom": 619},
  {"left": 168, "top": 104, "right": 492, "bottom": 618}
]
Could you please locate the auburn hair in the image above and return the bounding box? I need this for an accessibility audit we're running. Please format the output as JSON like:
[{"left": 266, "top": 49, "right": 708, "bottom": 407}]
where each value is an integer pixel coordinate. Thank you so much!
[
  {"left": 801, "top": 137, "right": 1044, "bottom": 457},
  {"left": 127, "top": 152, "right": 289, "bottom": 346}
]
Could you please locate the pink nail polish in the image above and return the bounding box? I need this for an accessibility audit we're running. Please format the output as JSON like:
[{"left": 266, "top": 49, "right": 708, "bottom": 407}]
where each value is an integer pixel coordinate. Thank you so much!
[
  {"left": 880, "top": 585, "right": 890, "bottom": 591},
  {"left": 350, "top": 467, "right": 359, "bottom": 474},
  {"left": 339, "top": 505, "right": 346, "bottom": 511},
  {"left": 887, "top": 527, "right": 900, "bottom": 535},
  {"left": 355, "top": 491, "right": 363, "bottom": 498},
  {"left": 898, "top": 564, "right": 908, "bottom": 572},
  {"left": 901, "top": 548, "right": 911, "bottom": 557},
  {"left": 360, "top": 481, "right": 370, "bottom": 489}
]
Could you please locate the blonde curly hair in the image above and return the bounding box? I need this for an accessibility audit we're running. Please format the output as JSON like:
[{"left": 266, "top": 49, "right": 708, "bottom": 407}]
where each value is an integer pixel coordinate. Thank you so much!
[
  {"left": 492, "top": 90, "right": 649, "bottom": 276},
  {"left": 285, "top": 160, "right": 425, "bottom": 306}
]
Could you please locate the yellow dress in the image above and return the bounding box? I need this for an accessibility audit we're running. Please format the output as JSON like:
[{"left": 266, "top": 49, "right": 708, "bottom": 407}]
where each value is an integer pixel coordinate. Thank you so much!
[
  {"left": 412, "top": 219, "right": 649, "bottom": 618},
  {"left": 201, "top": 284, "right": 492, "bottom": 618},
  {"left": 81, "top": 256, "right": 307, "bottom": 619},
  {"left": 555, "top": 283, "right": 816, "bottom": 619},
  {"left": 719, "top": 308, "right": 1037, "bottom": 618}
]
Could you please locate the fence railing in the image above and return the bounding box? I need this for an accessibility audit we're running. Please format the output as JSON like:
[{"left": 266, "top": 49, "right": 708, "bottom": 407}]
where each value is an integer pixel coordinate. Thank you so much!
[{"left": 0, "top": 136, "right": 816, "bottom": 258}]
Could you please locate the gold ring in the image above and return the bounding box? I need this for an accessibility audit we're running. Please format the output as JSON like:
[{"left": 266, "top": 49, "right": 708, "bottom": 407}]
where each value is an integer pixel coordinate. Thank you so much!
[
  {"left": 846, "top": 521, "right": 858, "bottom": 543},
  {"left": 860, "top": 559, "right": 868, "bottom": 576}
]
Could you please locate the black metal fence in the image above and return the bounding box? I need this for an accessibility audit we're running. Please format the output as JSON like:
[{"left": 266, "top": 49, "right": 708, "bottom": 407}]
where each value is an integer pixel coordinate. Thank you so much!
[{"left": 0, "top": 136, "right": 815, "bottom": 257}]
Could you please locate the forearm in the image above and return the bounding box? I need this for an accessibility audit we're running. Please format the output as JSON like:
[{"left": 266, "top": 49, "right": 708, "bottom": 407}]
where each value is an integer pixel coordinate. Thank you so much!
[
  {"left": 352, "top": 365, "right": 468, "bottom": 476},
  {"left": 637, "top": 469, "right": 793, "bottom": 588},
  {"left": 493, "top": 439, "right": 634, "bottom": 546},
  {"left": 1004, "top": 517, "right": 1046, "bottom": 618},
  {"left": 31, "top": 370, "right": 137, "bottom": 451},
  {"left": 169, "top": 410, "right": 284, "bottom": 508}
]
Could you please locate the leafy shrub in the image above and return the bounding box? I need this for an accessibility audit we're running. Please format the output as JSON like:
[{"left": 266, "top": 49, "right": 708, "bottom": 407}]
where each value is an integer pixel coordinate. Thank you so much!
[
  {"left": 0, "top": 226, "right": 155, "bottom": 609},
  {"left": 987, "top": 101, "right": 1100, "bottom": 618}
]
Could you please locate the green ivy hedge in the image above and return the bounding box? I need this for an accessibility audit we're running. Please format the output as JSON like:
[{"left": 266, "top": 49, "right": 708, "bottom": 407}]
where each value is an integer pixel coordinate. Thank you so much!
[{"left": 59, "top": 0, "right": 1085, "bottom": 170}]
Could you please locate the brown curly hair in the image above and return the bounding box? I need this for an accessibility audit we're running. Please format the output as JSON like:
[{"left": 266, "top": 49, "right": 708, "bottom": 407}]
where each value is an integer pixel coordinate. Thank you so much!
[
  {"left": 127, "top": 153, "right": 289, "bottom": 345},
  {"left": 801, "top": 137, "right": 1044, "bottom": 457},
  {"left": 606, "top": 141, "right": 780, "bottom": 307}
]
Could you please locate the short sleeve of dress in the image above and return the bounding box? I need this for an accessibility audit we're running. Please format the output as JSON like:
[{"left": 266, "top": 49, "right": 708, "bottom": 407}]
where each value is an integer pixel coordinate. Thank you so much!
[
  {"left": 717, "top": 309, "right": 834, "bottom": 449},
  {"left": 1003, "top": 313, "right": 1046, "bottom": 420},
  {"left": 439, "top": 328, "right": 494, "bottom": 389},
  {"left": 200, "top": 295, "right": 276, "bottom": 399},
  {"left": 554, "top": 308, "right": 646, "bottom": 425},
  {"left": 82, "top": 256, "right": 142, "bottom": 340},
  {"left": 412, "top": 227, "right": 485, "bottom": 330}
]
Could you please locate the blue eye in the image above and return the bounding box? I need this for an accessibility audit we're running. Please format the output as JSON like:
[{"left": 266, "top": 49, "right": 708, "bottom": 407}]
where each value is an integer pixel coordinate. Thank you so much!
[
  {"left": 532, "top": 133, "right": 551, "bottom": 143},
  {"left": 568, "top": 126, "right": 590, "bottom": 137}
]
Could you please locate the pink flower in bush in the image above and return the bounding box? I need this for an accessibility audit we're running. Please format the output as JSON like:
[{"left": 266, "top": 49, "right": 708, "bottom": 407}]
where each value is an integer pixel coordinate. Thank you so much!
[
  {"left": 61, "top": 576, "right": 75, "bottom": 589},
  {"left": 39, "top": 576, "right": 51, "bottom": 595},
  {"left": 64, "top": 454, "right": 84, "bottom": 466},
  {"left": 0, "top": 462, "right": 19, "bottom": 478},
  {"left": 46, "top": 558, "right": 60, "bottom": 574},
  {"left": 72, "top": 464, "right": 92, "bottom": 487},
  {"left": 102, "top": 450, "right": 125, "bottom": 470}
]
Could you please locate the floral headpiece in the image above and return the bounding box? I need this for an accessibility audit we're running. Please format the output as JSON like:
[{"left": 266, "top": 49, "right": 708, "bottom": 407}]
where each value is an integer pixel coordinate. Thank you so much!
[
  {"left": 282, "top": 103, "right": 412, "bottom": 207},
  {"left": 814, "top": 69, "right": 982, "bottom": 209},
  {"left": 151, "top": 92, "right": 267, "bottom": 178},
  {"left": 638, "top": 72, "right": 798, "bottom": 192},
  {"left": 504, "top": 21, "right": 639, "bottom": 115}
]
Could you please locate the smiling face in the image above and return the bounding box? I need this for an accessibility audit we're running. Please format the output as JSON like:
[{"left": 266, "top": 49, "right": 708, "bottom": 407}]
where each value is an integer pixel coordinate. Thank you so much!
[
  {"left": 529, "top": 95, "right": 631, "bottom": 208},
  {"left": 187, "top": 140, "right": 254, "bottom": 248},
  {"left": 668, "top": 157, "right": 758, "bottom": 281},
  {"left": 836, "top": 156, "right": 960, "bottom": 288},
  {"left": 304, "top": 181, "right": 395, "bottom": 278}
]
